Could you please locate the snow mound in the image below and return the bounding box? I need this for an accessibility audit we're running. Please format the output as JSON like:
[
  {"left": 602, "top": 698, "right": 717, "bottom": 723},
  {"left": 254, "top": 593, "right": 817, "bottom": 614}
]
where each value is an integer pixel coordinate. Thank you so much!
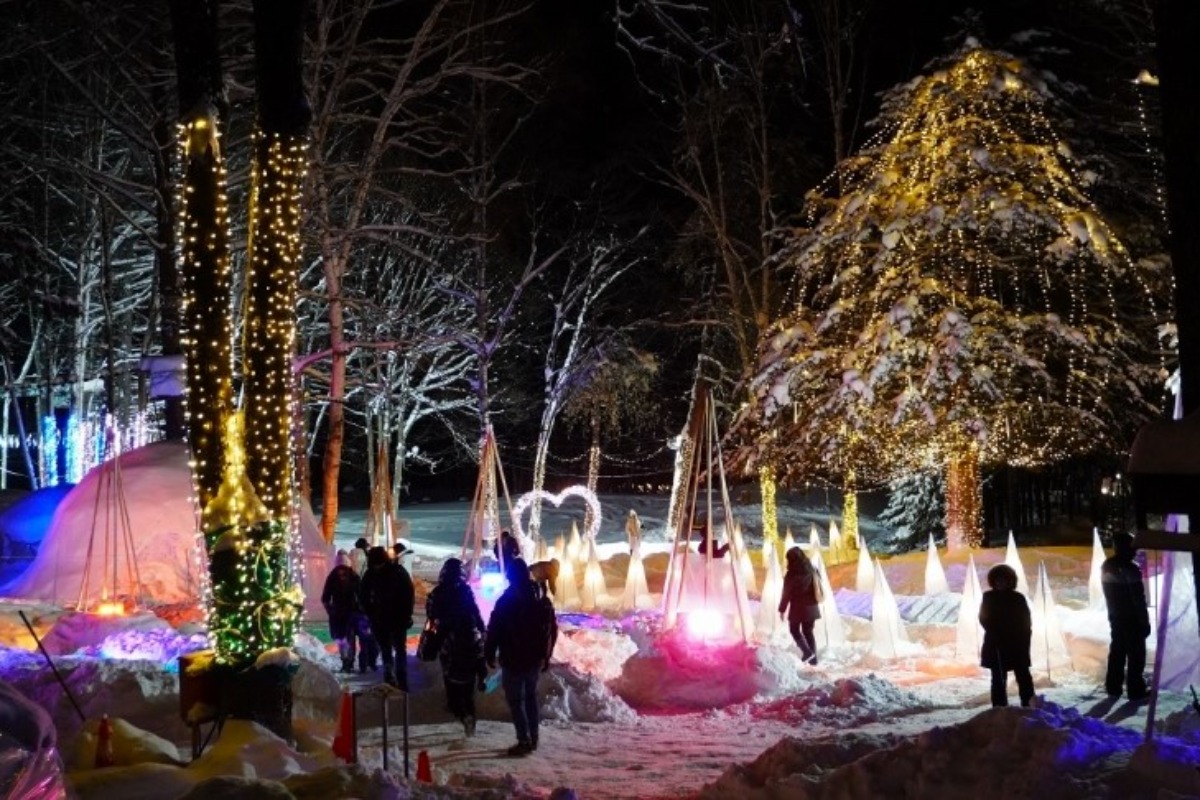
[
  {"left": 699, "top": 701, "right": 1147, "bottom": 799},
  {"left": 747, "top": 675, "right": 928, "bottom": 727},
  {"left": 612, "top": 629, "right": 767, "bottom": 710},
  {"left": 541, "top": 665, "right": 637, "bottom": 724},
  {"left": 553, "top": 625, "right": 638, "bottom": 683}
]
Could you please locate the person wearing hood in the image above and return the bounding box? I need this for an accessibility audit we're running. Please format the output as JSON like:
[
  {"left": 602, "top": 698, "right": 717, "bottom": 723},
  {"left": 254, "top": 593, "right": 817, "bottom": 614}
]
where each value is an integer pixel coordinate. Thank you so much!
[
  {"left": 486, "top": 558, "right": 558, "bottom": 756},
  {"left": 360, "top": 545, "right": 415, "bottom": 689},
  {"left": 979, "top": 563, "right": 1034, "bottom": 707},
  {"left": 350, "top": 537, "right": 370, "bottom": 577},
  {"left": 1101, "top": 532, "right": 1151, "bottom": 700},
  {"left": 778, "top": 546, "right": 822, "bottom": 665},
  {"left": 321, "top": 550, "right": 364, "bottom": 673},
  {"left": 425, "top": 558, "right": 488, "bottom": 736}
]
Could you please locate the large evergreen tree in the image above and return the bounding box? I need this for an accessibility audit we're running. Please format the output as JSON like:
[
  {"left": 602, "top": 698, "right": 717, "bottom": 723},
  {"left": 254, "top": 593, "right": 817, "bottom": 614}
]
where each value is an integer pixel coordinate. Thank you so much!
[{"left": 739, "top": 44, "right": 1167, "bottom": 550}]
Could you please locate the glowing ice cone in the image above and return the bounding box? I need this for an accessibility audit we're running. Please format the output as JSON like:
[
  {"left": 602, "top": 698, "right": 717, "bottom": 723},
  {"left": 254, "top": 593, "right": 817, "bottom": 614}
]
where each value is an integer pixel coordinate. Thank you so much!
[
  {"left": 555, "top": 551, "right": 580, "bottom": 609},
  {"left": 621, "top": 547, "right": 651, "bottom": 611},
  {"left": 808, "top": 524, "right": 822, "bottom": 554},
  {"left": 534, "top": 535, "right": 548, "bottom": 563},
  {"left": 755, "top": 540, "right": 784, "bottom": 639},
  {"left": 856, "top": 538, "right": 874, "bottom": 594},
  {"left": 554, "top": 534, "right": 565, "bottom": 562},
  {"left": 955, "top": 554, "right": 984, "bottom": 663},
  {"left": 1088, "top": 527, "right": 1105, "bottom": 610},
  {"left": 1031, "top": 561, "right": 1071, "bottom": 676},
  {"left": 579, "top": 538, "right": 607, "bottom": 611},
  {"left": 733, "top": 523, "right": 757, "bottom": 596},
  {"left": 811, "top": 547, "right": 845, "bottom": 647},
  {"left": 869, "top": 559, "right": 908, "bottom": 658},
  {"left": 761, "top": 536, "right": 777, "bottom": 576},
  {"left": 783, "top": 527, "right": 796, "bottom": 555},
  {"left": 566, "top": 522, "right": 583, "bottom": 566},
  {"left": 1004, "top": 531, "right": 1031, "bottom": 597},
  {"left": 925, "top": 534, "right": 950, "bottom": 595},
  {"left": 828, "top": 519, "right": 844, "bottom": 564}
]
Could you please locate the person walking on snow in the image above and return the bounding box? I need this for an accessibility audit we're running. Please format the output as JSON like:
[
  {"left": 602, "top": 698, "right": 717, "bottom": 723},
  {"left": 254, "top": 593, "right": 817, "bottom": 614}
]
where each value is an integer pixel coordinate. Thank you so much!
[
  {"left": 321, "top": 550, "right": 364, "bottom": 673},
  {"left": 360, "top": 545, "right": 415, "bottom": 689},
  {"left": 426, "top": 558, "right": 488, "bottom": 737},
  {"left": 1102, "top": 532, "right": 1151, "bottom": 700},
  {"left": 979, "top": 563, "right": 1034, "bottom": 707},
  {"left": 625, "top": 509, "right": 642, "bottom": 555},
  {"left": 485, "top": 558, "right": 558, "bottom": 756},
  {"left": 350, "top": 537, "right": 370, "bottom": 577},
  {"left": 779, "top": 546, "right": 822, "bottom": 665}
]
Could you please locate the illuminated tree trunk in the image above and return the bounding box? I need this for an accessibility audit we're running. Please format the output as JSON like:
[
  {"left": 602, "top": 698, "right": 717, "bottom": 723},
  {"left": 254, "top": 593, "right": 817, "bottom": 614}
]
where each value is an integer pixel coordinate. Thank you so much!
[
  {"left": 944, "top": 442, "right": 983, "bottom": 551},
  {"left": 170, "top": 0, "right": 232, "bottom": 525},
  {"left": 318, "top": 259, "right": 346, "bottom": 544},
  {"left": 759, "top": 464, "right": 778, "bottom": 548},
  {"left": 842, "top": 469, "right": 859, "bottom": 550},
  {"left": 583, "top": 417, "right": 601, "bottom": 534}
]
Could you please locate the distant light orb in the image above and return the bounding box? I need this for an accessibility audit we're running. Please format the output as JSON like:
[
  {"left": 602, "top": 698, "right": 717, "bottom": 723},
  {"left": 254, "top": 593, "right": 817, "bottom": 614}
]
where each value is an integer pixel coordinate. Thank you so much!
[
  {"left": 93, "top": 601, "right": 127, "bottom": 617},
  {"left": 684, "top": 609, "right": 726, "bottom": 641},
  {"left": 479, "top": 570, "right": 507, "bottom": 599}
]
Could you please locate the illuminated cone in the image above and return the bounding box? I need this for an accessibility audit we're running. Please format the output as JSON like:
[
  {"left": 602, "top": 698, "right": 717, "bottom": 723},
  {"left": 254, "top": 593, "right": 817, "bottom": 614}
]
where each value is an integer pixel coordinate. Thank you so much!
[
  {"left": 754, "top": 542, "right": 784, "bottom": 639},
  {"left": 783, "top": 527, "right": 796, "bottom": 556},
  {"left": 811, "top": 547, "right": 845, "bottom": 647},
  {"left": 1031, "top": 561, "right": 1071, "bottom": 676},
  {"left": 566, "top": 522, "right": 584, "bottom": 566},
  {"left": 869, "top": 560, "right": 908, "bottom": 658},
  {"left": 555, "top": 553, "right": 580, "bottom": 609},
  {"left": 733, "top": 523, "right": 757, "bottom": 596},
  {"left": 580, "top": 538, "right": 607, "bottom": 611},
  {"left": 808, "top": 524, "right": 822, "bottom": 555},
  {"left": 535, "top": 535, "right": 548, "bottom": 563},
  {"left": 331, "top": 689, "right": 355, "bottom": 763},
  {"left": 855, "top": 538, "right": 874, "bottom": 594},
  {"left": 621, "top": 547, "right": 651, "bottom": 611},
  {"left": 955, "top": 554, "right": 984, "bottom": 663},
  {"left": 828, "top": 520, "right": 844, "bottom": 564},
  {"left": 925, "top": 534, "right": 950, "bottom": 595},
  {"left": 1004, "top": 531, "right": 1031, "bottom": 597},
  {"left": 416, "top": 750, "right": 433, "bottom": 782},
  {"left": 1088, "top": 527, "right": 1105, "bottom": 610}
]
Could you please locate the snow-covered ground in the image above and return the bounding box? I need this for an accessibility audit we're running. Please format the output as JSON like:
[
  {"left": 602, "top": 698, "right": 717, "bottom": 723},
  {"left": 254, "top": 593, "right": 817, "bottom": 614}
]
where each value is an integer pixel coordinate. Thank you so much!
[{"left": 3, "top": 475, "right": 1200, "bottom": 800}]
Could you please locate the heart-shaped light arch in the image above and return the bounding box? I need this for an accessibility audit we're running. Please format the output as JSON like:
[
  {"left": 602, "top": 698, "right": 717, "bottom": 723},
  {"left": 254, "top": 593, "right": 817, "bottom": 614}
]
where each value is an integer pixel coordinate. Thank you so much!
[{"left": 511, "top": 485, "right": 602, "bottom": 545}]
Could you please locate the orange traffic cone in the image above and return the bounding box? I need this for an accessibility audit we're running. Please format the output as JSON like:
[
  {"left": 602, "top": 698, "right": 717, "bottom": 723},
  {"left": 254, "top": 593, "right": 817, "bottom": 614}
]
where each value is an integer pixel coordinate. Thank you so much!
[
  {"left": 416, "top": 749, "right": 432, "bottom": 782},
  {"left": 331, "top": 690, "right": 355, "bottom": 763},
  {"left": 95, "top": 714, "right": 115, "bottom": 768}
]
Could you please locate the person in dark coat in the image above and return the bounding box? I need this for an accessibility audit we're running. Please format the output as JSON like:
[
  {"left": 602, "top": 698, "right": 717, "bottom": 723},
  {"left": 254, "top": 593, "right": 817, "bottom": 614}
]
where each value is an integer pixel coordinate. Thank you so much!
[
  {"left": 321, "top": 550, "right": 364, "bottom": 673},
  {"left": 778, "top": 546, "right": 822, "bottom": 665},
  {"left": 485, "top": 558, "right": 558, "bottom": 757},
  {"left": 493, "top": 529, "right": 521, "bottom": 565},
  {"left": 425, "top": 558, "right": 488, "bottom": 737},
  {"left": 1101, "top": 532, "right": 1151, "bottom": 699},
  {"left": 979, "top": 563, "right": 1034, "bottom": 707},
  {"left": 360, "top": 545, "right": 415, "bottom": 689}
]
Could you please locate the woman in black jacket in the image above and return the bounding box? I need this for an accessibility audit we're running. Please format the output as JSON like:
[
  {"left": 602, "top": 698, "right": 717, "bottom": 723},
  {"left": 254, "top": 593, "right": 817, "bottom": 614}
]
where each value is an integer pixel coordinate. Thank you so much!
[
  {"left": 778, "top": 546, "right": 822, "bottom": 665},
  {"left": 979, "top": 563, "right": 1034, "bottom": 707},
  {"left": 425, "top": 558, "right": 488, "bottom": 736}
]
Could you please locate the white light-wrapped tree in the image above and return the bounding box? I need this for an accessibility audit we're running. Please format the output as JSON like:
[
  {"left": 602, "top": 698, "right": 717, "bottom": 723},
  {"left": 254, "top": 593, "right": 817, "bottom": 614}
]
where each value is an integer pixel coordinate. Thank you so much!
[{"left": 740, "top": 44, "right": 1166, "bottom": 550}]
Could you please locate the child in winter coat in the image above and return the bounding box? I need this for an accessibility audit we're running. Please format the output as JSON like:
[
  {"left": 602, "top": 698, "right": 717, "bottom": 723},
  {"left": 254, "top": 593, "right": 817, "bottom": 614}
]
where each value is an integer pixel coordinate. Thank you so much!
[{"left": 979, "top": 563, "right": 1034, "bottom": 707}]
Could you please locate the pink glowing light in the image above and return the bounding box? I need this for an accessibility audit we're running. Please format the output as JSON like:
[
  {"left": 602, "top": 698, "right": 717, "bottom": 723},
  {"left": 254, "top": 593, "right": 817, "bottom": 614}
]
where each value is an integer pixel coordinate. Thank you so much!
[{"left": 684, "top": 609, "right": 726, "bottom": 641}]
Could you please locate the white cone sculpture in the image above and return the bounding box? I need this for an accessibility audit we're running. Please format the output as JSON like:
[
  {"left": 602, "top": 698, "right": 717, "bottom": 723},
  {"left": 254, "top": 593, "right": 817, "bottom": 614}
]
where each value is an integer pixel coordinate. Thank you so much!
[
  {"left": 783, "top": 527, "right": 796, "bottom": 555},
  {"left": 828, "top": 520, "right": 844, "bottom": 564},
  {"left": 620, "top": 545, "right": 651, "bottom": 611},
  {"left": 579, "top": 538, "right": 607, "bottom": 611},
  {"left": 856, "top": 538, "right": 875, "bottom": 594},
  {"left": 809, "top": 524, "right": 822, "bottom": 554},
  {"left": 755, "top": 542, "right": 784, "bottom": 640},
  {"left": 554, "top": 534, "right": 566, "bottom": 561},
  {"left": 1088, "top": 528, "right": 1106, "bottom": 610},
  {"left": 760, "top": 536, "right": 776, "bottom": 577},
  {"left": 733, "top": 523, "right": 757, "bottom": 596},
  {"left": 925, "top": 534, "right": 950, "bottom": 595},
  {"left": 955, "top": 554, "right": 984, "bottom": 663},
  {"left": 566, "top": 522, "right": 584, "bottom": 567},
  {"left": 811, "top": 547, "right": 845, "bottom": 647},
  {"left": 555, "top": 549, "right": 580, "bottom": 609},
  {"left": 869, "top": 559, "right": 908, "bottom": 658},
  {"left": 1030, "top": 561, "right": 1071, "bottom": 676},
  {"left": 1004, "top": 531, "right": 1031, "bottom": 597},
  {"left": 534, "top": 535, "right": 548, "bottom": 563}
]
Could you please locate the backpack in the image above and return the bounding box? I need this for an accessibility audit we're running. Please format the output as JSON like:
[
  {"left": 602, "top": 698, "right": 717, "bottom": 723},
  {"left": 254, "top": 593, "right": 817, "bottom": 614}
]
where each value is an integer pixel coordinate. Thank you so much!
[{"left": 535, "top": 595, "right": 558, "bottom": 663}]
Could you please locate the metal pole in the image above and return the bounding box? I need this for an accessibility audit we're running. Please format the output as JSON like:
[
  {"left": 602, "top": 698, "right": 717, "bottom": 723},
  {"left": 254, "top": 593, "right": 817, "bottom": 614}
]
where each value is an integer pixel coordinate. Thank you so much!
[
  {"left": 403, "top": 689, "right": 410, "bottom": 778},
  {"left": 19, "top": 610, "right": 84, "bottom": 721},
  {"left": 380, "top": 690, "right": 389, "bottom": 771}
]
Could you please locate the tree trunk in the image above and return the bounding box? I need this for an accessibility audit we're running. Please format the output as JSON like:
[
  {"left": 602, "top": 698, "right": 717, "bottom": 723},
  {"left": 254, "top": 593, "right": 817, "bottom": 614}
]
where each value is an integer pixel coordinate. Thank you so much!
[
  {"left": 152, "top": 114, "right": 185, "bottom": 441},
  {"left": 319, "top": 260, "right": 346, "bottom": 544},
  {"left": 944, "top": 443, "right": 983, "bottom": 551},
  {"left": 1155, "top": 0, "right": 1200, "bottom": 417}
]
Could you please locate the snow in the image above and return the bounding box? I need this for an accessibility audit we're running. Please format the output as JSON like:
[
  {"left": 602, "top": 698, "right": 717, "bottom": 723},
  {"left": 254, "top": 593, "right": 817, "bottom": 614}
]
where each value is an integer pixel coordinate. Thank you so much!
[{"left": 3, "top": 487, "right": 1200, "bottom": 799}]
